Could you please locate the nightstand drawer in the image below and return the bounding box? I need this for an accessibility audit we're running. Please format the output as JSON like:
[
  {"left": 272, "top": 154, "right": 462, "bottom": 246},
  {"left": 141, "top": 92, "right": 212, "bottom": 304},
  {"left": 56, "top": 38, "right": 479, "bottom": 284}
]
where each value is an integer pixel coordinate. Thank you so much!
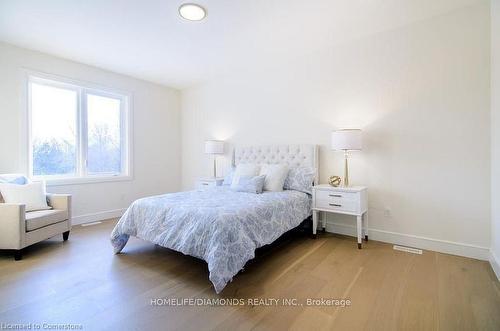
[
  {"left": 196, "top": 177, "right": 224, "bottom": 190},
  {"left": 199, "top": 181, "right": 216, "bottom": 186},
  {"left": 197, "top": 181, "right": 217, "bottom": 189},
  {"left": 315, "top": 189, "right": 358, "bottom": 201},
  {"left": 315, "top": 198, "right": 357, "bottom": 213}
]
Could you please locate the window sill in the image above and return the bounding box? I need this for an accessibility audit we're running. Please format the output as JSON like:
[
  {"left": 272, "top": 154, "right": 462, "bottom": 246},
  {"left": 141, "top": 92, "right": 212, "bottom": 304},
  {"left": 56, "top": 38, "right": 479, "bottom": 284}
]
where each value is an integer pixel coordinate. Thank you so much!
[{"left": 32, "top": 175, "right": 133, "bottom": 187}]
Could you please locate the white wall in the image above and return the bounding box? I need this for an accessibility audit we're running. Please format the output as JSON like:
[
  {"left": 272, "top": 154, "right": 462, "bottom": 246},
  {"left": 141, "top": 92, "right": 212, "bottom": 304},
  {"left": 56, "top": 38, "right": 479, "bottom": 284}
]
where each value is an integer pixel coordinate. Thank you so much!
[
  {"left": 491, "top": 0, "right": 500, "bottom": 278},
  {"left": 0, "top": 42, "right": 181, "bottom": 223},
  {"left": 181, "top": 4, "right": 491, "bottom": 259}
]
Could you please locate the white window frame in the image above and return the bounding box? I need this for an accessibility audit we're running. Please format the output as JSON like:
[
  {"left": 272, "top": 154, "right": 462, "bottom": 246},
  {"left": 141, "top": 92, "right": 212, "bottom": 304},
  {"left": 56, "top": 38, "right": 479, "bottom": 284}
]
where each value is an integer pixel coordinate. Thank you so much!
[{"left": 25, "top": 72, "right": 133, "bottom": 186}]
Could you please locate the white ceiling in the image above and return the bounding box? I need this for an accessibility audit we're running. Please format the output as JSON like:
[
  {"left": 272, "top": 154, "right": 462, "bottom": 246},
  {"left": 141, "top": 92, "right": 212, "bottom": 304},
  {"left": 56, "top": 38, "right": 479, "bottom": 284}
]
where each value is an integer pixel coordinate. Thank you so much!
[{"left": 0, "top": 0, "right": 480, "bottom": 89}]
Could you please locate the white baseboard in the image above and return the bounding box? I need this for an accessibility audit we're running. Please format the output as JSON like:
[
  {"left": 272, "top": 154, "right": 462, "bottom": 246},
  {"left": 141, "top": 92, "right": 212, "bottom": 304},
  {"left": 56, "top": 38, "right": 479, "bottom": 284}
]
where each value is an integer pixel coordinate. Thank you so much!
[
  {"left": 324, "top": 221, "right": 490, "bottom": 261},
  {"left": 490, "top": 250, "right": 500, "bottom": 280},
  {"left": 71, "top": 208, "right": 126, "bottom": 226}
]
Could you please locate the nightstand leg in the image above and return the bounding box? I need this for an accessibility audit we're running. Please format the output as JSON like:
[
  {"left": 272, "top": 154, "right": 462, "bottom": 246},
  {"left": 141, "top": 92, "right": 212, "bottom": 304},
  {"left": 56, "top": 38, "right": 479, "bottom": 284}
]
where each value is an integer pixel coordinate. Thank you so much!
[
  {"left": 364, "top": 212, "right": 369, "bottom": 241},
  {"left": 357, "top": 215, "right": 362, "bottom": 249},
  {"left": 312, "top": 210, "right": 318, "bottom": 239},
  {"left": 321, "top": 212, "right": 326, "bottom": 232}
]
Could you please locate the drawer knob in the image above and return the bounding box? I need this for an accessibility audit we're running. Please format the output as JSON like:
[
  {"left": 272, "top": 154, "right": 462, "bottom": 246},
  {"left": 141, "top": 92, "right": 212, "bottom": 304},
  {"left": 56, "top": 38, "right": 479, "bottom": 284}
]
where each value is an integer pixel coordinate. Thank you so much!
[
  {"left": 329, "top": 194, "right": 342, "bottom": 198},
  {"left": 329, "top": 203, "right": 342, "bottom": 207},
  {"left": 202, "top": 183, "right": 209, "bottom": 185}
]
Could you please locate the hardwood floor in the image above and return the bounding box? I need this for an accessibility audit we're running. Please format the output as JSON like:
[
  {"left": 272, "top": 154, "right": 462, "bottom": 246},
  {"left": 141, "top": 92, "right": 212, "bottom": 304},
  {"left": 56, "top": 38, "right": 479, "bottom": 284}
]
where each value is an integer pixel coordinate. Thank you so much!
[{"left": 0, "top": 219, "right": 499, "bottom": 331}]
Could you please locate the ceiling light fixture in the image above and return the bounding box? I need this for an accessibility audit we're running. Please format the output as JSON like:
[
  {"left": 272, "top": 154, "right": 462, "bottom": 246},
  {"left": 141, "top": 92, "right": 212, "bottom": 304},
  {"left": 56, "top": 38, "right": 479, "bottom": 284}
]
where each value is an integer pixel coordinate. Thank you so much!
[{"left": 178, "top": 3, "right": 207, "bottom": 21}]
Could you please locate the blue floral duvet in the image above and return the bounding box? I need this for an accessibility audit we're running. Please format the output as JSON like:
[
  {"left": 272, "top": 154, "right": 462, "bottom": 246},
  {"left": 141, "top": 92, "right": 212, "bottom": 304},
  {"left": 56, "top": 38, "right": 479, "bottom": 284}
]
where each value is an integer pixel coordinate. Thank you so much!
[{"left": 110, "top": 186, "right": 311, "bottom": 293}]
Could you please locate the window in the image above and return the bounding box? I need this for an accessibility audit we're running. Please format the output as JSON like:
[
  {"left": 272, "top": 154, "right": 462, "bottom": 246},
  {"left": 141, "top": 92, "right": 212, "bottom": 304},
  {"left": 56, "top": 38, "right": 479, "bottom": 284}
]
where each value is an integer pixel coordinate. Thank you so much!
[
  {"left": 28, "top": 75, "right": 130, "bottom": 183},
  {"left": 31, "top": 82, "right": 78, "bottom": 177}
]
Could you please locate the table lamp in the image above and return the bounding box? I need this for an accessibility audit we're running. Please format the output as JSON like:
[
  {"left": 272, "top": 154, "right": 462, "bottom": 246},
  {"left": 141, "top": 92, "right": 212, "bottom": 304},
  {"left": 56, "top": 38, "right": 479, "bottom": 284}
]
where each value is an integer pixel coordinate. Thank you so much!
[
  {"left": 205, "top": 140, "right": 224, "bottom": 178},
  {"left": 331, "top": 129, "right": 362, "bottom": 187}
]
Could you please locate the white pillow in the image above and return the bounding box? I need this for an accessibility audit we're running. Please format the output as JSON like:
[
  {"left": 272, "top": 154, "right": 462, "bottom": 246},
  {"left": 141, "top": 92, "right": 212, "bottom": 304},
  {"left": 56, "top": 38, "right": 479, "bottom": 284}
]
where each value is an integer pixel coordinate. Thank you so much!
[
  {"left": 259, "top": 164, "right": 289, "bottom": 192},
  {"left": 0, "top": 181, "right": 51, "bottom": 212},
  {"left": 231, "top": 164, "right": 260, "bottom": 189}
]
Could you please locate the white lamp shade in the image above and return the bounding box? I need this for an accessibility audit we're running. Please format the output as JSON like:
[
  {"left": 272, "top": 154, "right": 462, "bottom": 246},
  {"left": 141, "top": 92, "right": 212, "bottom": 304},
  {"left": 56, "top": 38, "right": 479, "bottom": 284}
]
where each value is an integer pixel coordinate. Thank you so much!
[
  {"left": 331, "top": 129, "right": 362, "bottom": 151},
  {"left": 205, "top": 140, "right": 224, "bottom": 154}
]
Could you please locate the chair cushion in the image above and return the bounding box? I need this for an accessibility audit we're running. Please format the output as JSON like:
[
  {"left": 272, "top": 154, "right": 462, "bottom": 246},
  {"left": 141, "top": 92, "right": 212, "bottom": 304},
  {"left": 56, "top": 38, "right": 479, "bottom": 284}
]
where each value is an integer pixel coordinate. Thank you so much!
[
  {"left": 0, "top": 174, "right": 30, "bottom": 203},
  {"left": 25, "top": 209, "right": 68, "bottom": 232},
  {"left": 0, "top": 182, "right": 51, "bottom": 212}
]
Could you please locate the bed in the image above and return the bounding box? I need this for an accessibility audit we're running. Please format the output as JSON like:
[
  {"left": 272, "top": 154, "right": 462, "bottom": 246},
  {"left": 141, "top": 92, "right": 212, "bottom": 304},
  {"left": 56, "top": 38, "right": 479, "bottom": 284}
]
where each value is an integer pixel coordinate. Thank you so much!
[{"left": 110, "top": 144, "right": 318, "bottom": 293}]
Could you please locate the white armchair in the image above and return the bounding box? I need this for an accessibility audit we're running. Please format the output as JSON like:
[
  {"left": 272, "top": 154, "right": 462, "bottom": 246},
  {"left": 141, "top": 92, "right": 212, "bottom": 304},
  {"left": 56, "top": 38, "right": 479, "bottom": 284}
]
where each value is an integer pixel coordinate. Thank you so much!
[{"left": 0, "top": 175, "right": 72, "bottom": 260}]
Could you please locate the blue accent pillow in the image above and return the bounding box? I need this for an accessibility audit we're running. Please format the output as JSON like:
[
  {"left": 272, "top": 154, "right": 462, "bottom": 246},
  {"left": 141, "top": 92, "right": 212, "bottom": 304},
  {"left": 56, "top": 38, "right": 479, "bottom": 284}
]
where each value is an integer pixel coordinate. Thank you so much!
[
  {"left": 231, "top": 175, "right": 265, "bottom": 194},
  {"left": 222, "top": 167, "right": 235, "bottom": 186},
  {"left": 11, "top": 177, "right": 27, "bottom": 185},
  {"left": 0, "top": 176, "right": 27, "bottom": 185}
]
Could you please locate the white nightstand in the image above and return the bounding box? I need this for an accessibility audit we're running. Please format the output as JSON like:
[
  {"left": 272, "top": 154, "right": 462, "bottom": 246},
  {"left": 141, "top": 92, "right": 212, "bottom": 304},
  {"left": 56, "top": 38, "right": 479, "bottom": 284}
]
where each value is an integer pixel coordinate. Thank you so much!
[
  {"left": 196, "top": 177, "right": 224, "bottom": 190},
  {"left": 312, "top": 185, "right": 368, "bottom": 249}
]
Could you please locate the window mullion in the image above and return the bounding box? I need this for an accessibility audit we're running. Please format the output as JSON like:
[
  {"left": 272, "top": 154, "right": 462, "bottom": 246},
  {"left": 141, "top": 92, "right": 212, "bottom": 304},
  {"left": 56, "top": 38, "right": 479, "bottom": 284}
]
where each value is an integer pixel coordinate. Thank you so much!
[
  {"left": 27, "top": 81, "right": 34, "bottom": 177},
  {"left": 121, "top": 96, "right": 127, "bottom": 176},
  {"left": 80, "top": 89, "right": 89, "bottom": 178}
]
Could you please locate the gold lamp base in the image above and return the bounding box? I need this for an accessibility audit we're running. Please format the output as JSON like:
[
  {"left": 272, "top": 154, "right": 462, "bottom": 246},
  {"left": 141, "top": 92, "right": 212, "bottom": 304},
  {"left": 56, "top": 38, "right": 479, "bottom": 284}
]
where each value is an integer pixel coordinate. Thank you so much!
[
  {"left": 213, "top": 156, "right": 217, "bottom": 178},
  {"left": 343, "top": 150, "right": 350, "bottom": 187}
]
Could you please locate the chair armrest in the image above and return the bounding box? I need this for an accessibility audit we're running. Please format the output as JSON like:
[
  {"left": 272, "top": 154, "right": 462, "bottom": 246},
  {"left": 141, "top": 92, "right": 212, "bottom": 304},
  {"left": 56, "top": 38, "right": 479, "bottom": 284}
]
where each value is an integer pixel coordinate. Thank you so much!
[
  {"left": 0, "top": 203, "right": 25, "bottom": 249},
  {"left": 46, "top": 194, "right": 72, "bottom": 226},
  {"left": 46, "top": 194, "right": 71, "bottom": 211}
]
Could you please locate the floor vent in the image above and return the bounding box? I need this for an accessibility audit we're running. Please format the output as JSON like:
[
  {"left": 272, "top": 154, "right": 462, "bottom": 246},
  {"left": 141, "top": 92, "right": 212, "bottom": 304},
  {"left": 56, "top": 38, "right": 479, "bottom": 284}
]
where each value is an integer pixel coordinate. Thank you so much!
[
  {"left": 81, "top": 221, "right": 103, "bottom": 227},
  {"left": 393, "top": 245, "right": 423, "bottom": 255}
]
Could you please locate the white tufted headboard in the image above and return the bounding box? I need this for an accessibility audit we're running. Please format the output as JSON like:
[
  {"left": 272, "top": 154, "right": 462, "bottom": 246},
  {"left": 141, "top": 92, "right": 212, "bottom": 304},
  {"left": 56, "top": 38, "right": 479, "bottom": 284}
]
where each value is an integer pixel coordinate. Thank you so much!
[{"left": 232, "top": 144, "right": 319, "bottom": 184}]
